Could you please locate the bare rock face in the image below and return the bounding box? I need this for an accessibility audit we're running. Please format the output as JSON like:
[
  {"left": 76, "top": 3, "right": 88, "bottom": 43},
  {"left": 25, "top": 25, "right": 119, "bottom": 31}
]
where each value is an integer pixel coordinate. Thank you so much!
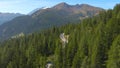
[{"left": 46, "top": 62, "right": 53, "bottom": 68}]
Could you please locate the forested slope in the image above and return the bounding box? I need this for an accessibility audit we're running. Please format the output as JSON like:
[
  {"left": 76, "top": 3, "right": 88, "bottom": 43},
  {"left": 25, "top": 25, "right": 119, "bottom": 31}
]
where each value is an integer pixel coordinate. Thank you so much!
[{"left": 0, "top": 4, "right": 120, "bottom": 68}]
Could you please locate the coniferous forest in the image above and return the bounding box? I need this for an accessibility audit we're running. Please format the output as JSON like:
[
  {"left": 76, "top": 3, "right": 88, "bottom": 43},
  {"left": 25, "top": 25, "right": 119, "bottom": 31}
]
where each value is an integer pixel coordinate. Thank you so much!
[{"left": 0, "top": 4, "right": 120, "bottom": 68}]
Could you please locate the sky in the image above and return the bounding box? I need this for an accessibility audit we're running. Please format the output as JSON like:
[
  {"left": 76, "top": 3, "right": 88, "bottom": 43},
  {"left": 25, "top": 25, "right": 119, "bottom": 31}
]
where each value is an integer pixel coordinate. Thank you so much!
[{"left": 0, "top": 0, "right": 119, "bottom": 14}]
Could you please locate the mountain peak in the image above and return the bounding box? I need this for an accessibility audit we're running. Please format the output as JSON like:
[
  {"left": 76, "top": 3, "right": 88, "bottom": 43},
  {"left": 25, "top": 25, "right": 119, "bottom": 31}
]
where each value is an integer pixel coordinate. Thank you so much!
[
  {"left": 80, "top": 4, "right": 93, "bottom": 7},
  {"left": 53, "top": 2, "right": 70, "bottom": 9},
  {"left": 57, "top": 2, "right": 69, "bottom": 6},
  {"left": 53, "top": 2, "right": 99, "bottom": 10},
  {"left": 73, "top": 4, "right": 93, "bottom": 8}
]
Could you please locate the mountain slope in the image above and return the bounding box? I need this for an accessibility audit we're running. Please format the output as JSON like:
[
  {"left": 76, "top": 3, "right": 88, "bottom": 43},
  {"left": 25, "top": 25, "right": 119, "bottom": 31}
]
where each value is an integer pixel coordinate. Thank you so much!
[
  {"left": 0, "top": 2, "right": 104, "bottom": 40},
  {"left": 28, "top": 7, "right": 49, "bottom": 15},
  {"left": 0, "top": 4, "right": 120, "bottom": 68},
  {"left": 0, "top": 13, "right": 23, "bottom": 25},
  {"left": 28, "top": 8, "right": 41, "bottom": 15}
]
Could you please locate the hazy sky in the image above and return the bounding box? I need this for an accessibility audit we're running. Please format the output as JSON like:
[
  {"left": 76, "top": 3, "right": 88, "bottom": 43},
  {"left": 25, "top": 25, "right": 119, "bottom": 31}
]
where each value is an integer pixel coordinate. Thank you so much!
[{"left": 0, "top": 0, "right": 119, "bottom": 14}]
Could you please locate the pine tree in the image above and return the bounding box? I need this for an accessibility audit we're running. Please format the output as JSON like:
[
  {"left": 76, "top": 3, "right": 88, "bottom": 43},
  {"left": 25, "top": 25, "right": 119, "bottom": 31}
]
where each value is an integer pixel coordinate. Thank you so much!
[{"left": 107, "top": 35, "right": 120, "bottom": 68}]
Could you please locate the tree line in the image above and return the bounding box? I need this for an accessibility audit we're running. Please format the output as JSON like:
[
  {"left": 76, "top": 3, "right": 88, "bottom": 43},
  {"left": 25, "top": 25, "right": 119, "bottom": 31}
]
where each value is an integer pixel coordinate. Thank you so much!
[{"left": 0, "top": 4, "right": 120, "bottom": 68}]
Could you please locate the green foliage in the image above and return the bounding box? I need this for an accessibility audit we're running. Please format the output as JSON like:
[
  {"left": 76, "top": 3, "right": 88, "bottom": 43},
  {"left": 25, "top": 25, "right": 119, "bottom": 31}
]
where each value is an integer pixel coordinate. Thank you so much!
[
  {"left": 0, "top": 4, "right": 120, "bottom": 68},
  {"left": 107, "top": 35, "right": 120, "bottom": 68}
]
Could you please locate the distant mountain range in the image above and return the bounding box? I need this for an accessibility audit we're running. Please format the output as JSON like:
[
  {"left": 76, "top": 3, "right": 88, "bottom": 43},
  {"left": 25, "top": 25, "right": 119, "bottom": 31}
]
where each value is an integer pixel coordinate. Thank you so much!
[
  {"left": 0, "top": 2, "right": 104, "bottom": 40},
  {"left": 0, "top": 13, "right": 23, "bottom": 25}
]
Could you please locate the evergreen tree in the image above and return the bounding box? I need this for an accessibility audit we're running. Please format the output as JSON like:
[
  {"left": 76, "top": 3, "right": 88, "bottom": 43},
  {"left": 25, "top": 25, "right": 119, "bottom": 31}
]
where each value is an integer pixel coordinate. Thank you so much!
[{"left": 107, "top": 35, "right": 120, "bottom": 68}]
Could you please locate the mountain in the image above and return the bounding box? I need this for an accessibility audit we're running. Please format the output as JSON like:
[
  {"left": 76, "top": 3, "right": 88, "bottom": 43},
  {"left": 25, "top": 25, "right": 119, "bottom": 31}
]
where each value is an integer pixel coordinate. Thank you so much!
[
  {"left": 0, "top": 13, "right": 23, "bottom": 25},
  {"left": 32, "top": 2, "right": 103, "bottom": 19},
  {"left": 0, "top": 4, "right": 120, "bottom": 68},
  {"left": 28, "top": 7, "right": 49, "bottom": 15},
  {"left": 0, "top": 2, "right": 104, "bottom": 40},
  {"left": 28, "top": 8, "right": 41, "bottom": 15}
]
